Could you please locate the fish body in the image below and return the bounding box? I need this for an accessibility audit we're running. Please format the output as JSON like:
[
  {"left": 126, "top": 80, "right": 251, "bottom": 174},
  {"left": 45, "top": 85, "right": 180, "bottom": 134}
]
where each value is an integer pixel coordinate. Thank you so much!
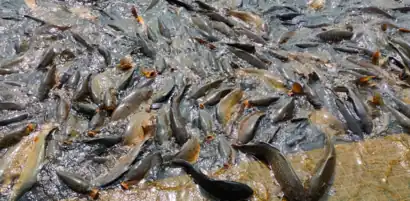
[
  {"left": 169, "top": 159, "right": 254, "bottom": 201},
  {"left": 111, "top": 88, "right": 153, "bottom": 121}
]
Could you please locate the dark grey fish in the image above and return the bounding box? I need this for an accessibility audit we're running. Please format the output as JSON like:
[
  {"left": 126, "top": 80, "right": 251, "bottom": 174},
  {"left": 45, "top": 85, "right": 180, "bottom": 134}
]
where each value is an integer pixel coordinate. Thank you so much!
[
  {"left": 245, "top": 95, "right": 280, "bottom": 107},
  {"left": 57, "top": 170, "right": 98, "bottom": 198},
  {"left": 170, "top": 84, "right": 190, "bottom": 146},
  {"left": 154, "top": 57, "right": 167, "bottom": 74},
  {"left": 233, "top": 142, "right": 305, "bottom": 201},
  {"left": 155, "top": 105, "right": 171, "bottom": 145},
  {"left": 295, "top": 42, "right": 319, "bottom": 48},
  {"left": 164, "top": 0, "right": 195, "bottom": 11},
  {"left": 138, "top": 36, "right": 156, "bottom": 59},
  {"left": 228, "top": 47, "right": 267, "bottom": 69},
  {"left": 234, "top": 27, "right": 266, "bottom": 44},
  {"left": 192, "top": 15, "right": 213, "bottom": 34},
  {"left": 73, "top": 73, "right": 92, "bottom": 101},
  {"left": 88, "top": 110, "right": 106, "bottom": 132},
  {"left": 333, "top": 46, "right": 360, "bottom": 54},
  {"left": 0, "top": 123, "right": 36, "bottom": 149},
  {"left": 72, "top": 102, "right": 97, "bottom": 117},
  {"left": 152, "top": 78, "right": 176, "bottom": 103},
  {"left": 66, "top": 70, "right": 80, "bottom": 89},
  {"left": 225, "top": 43, "right": 255, "bottom": 53},
  {"left": 335, "top": 98, "right": 363, "bottom": 140},
  {"left": 97, "top": 46, "right": 111, "bottom": 67},
  {"left": 37, "top": 48, "right": 56, "bottom": 70},
  {"left": 270, "top": 98, "right": 294, "bottom": 123},
  {"left": 386, "top": 105, "right": 410, "bottom": 129},
  {"left": 194, "top": 1, "right": 216, "bottom": 11},
  {"left": 0, "top": 68, "right": 18, "bottom": 75},
  {"left": 218, "top": 136, "right": 236, "bottom": 165},
  {"left": 211, "top": 21, "right": 236, "bottom": 37},
  {"left": 275, "top": 13, "right": 303, "bottom": 21},
  {"left": 121, "top": 152, "right": 163, "bottom": 189},
  {"left": 145, "top": 0, "right": 160, "bottom": 12},
  {"left": 263, "top": 5, "right": 299, "bottom": 15},
  {"left": 158, "top": 17, "right": 172, "bottom": 39},
  {"left": 237, "top": 111, "right": 265, "bottom": 144},
  {"left": 83, "top": 136, "right": 123, "bottom": 147},
  {"left": 189, "top": 78, "right": 224, "bottom": 99},
  {"left": 0, "top": 112, "right": 28, "bottom": 126},
  {"left": 316, "top": 29, "right": 353, "bottom": 42},
  {"left": 0, "top": 102, "right": 25, "bottom": 111},
  {"left": 71, "top": 32, "right": 94, "bottom": 51},
  {"left": 201, "top": 87, "right": 234, "bottom": 106},
  {"left": 37, "top": 65, "right": 57, "bottom": 101},
  {"left": 351, "top": 6, "right": 395, "bottom": 19},
  {"left": 146, "top": 25, "right": 158, "bottom": 42},
  {"left": 55, "top": 92, "right": 70, "bottom": 123},
  {"left": 111, "top": 88, "right": 153, "bottom": 121},
  {"left": 168, "top": 159, "right": 254, "bottom": 201},
  {"left": 204, "top": 12, "right": 235, "bottom": 27},
  {"left": 93, "top": 140, "right": 148, "bottom": 187}
]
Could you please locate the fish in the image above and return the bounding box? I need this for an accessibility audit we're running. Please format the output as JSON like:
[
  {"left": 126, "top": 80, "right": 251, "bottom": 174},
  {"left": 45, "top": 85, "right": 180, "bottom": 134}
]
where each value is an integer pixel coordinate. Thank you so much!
[
  {"left": 198, "top": 110, "right": 213, "bottom": 136},
  {"left": 275, "top": 13, "right": 303, "bottom": 21},
  {"left": 335, "top": 98, "right": 363, "bottom": 140},
  {"left": 37, "top": 65, "right": 57, "bottom": 101},
  {"left": 88, "top": 110, "right": 107, "bottom": 136},
  {"left": 233, "top": 142, "right": 305, "bottom": 200},
  {"left": 145, "top": 0, "right": 160, "bottom": 12},
  {"left": 9, "top": 123, "right": 56, "bottom": 201},
  {"left": 228, "top": 47, "right": 267, "bottom": 69},
  {"left": 278, "top": 31, "right": 296, "bottom": 44},
  {"left": 210, "top": 21, "right": 236, "bottom": 37},
  {"left": 243, "top": 95, "right": 280, "bottom": 108},
  {"left": 73, "top": 73, "right": 92, "bottom": 101},
  {"left": 307, "top": 134, "right": 336, "bottom": 201},
  {"left": 55, "top": 92, "right": 70, "bottom": 123},
  {"left": 350, "top": 6, "right": 395, "bottom": 19},
  {"left": 204, "top": 12, "right": 235, "bottom": 27},
  {"left": 216, "top": 88, "right": 243, "bottom": 126},
  {"left": 237, "top": 111, "right": 265, "bottom": 144},
  {"left": 295, "top": 43, "right": 319, "bottom": 48},
  {"left": 168, "top": 159, "right": 254, "bottom": 201},
  {"left": 164, "top": 0, "right": 195, "bottom": 11},
  {"left": 0, "top": 112, "right": 29, "bottom": 127},
  {"left": 154, "top": 106, "right": 171, "bottom": 145},
  {"left": 194, "top": 1, "right": 216, "bottom": 11},
  {"left": 0, "top": 102, "right": 25, "bottom": 111},
  {"left": 240, "top": 68, "right": 287, "bottom": 90},
  {"left": 36, "top": 48, "right": 56, "bottom": 70},
  {"left": 170, "top": 84, "right": 191, "bottom": 145},
  {"left": 234, "top": 27, "right": 266, "bottom": 44},
  {"left": 83, "top": 136, "right": 123, "bottom": 148},
  {"left": 0, "top": 68, "right": 18, "bottom": 75},
  {"left": 66, "top": 70, "right": 80, "bottom": 90},
  {"left": 102, "top": 88, "right": 117, "bottom": 111},
  {"left": 71, "top": 32, "right": 94, "bottom": 51},
  {"left": 97, "top": 46, "right": 112, "bottom": 67},
  {"left": 72, "top": 102, "right": 98, "bottom": 118},
  {"left": 93, "top": 138, "right": 151, "bottom": 187},
  {"left": 386, "top": 105, "right": 410, "bottom": 129},
  {"left": 334, "top": 85, "right": 372, "bottom": 134},
  {"left": 189, "top": 78, "right": 224, "bottom": 99},
  {"left": 227, "top": 10, "right": 263, "bottom": 29},
  {"left": 218, "top": 136, "right": 236, "bottom": 165},
  {"left": 123, "top": 111, "right": 156, "bottom": 146},
  {"left": 192, "top": 15, "right": 213, "bottom": 34},
  {"left": 270, "top": 98, "right": 295, "bottom": 123},
  {"left": 121, "top": 152, "right": 163, "bottom": 189},
  {"left": 158, "top": 17, "right": 172, "bottom": 39},
  {"left": 316, "top": 29, "right": 353, "bottom": 42},
  {"left": 167, "top": 136, "right": 201, "bottom": 163},
  {"left": 0, "top": 123, "right": 36, "bottom": 149},
  {"left": 225, "top": 43, "right": 255, "bottom": 53},
  {"left": 111, "top": 88, "right": 153, "bottom": 121},
  {"left": 57, "top": 170, "right": 99, "bottom": 199},
  {"left": 262, "top": 5, "right": 299, "bottom": 15},
  {"left": 152, "top": 78, "right": 176, "bottom": 103}
]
